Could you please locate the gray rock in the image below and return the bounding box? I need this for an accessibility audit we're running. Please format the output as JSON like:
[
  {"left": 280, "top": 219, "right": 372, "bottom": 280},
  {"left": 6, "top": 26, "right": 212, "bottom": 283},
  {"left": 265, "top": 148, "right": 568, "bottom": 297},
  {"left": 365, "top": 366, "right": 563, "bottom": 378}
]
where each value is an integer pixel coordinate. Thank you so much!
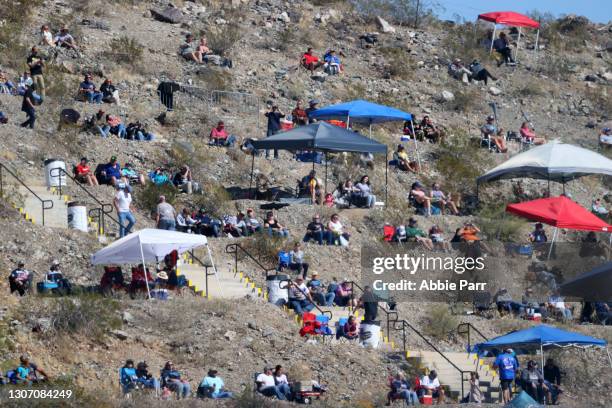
[
  {"left": 278, "top": 12, "right": 290, "bottom": 23},
  {"left": 150, "top": 7, "right": 184, "bottom": 24},
  {"left": 585, "top": 74, "right": 598, "bottom": 82},
  {"left": 489, "top": 86, "right": 502, "bottom": 96},
  {"left": 440, "top": 90, "right": 454, "bottom": 101},
  {"left": 376, "top": 16, "right": 396, "bottom": 33},
  {"left": 122, "top": 311, "right": 134, "bottom": 324},
  {"left": 111, "top": 330, "right": 129, "bottom": 340},
  {"left": 224, "top": 330, "right": 237, "bottom": 341},
  {"left": 247, "top": 321, "right": 259, "bottom": 330},
  {"left": 262, "top": 327, "right": 275, "bottom": 337}
]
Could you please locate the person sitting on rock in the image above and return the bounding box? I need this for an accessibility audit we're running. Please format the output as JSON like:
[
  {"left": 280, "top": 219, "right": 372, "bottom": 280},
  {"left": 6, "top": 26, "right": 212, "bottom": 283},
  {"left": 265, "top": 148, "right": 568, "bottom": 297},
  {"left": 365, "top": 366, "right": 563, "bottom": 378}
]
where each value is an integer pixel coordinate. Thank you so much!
[
  {"left": 288, "top": 276, "right": 315, "bottom": 316},
  {"left": 327, "top": 213, "right": 350, "bottom": 246},
  {"left": 101, "top": 114, "right": 127, "bottom": 138},
  {"left": 334, "top": 280, "right": 356, "bottom": 307},
  {"left": 180, "top": 34, "right": 203, "bottom": 64},
  {"left": 592, "top": 198, "right": 609, "bottom": 219},
  {"left": 336, "top": 315, "right": 358, "bottom": 340},
  {"left": 125, "top": 121, "right": 155, "bottom": 141},
  {"left": 264, "top": 211, "right": 289, "bottom": 238},
  {"left": 119, "top": 359, "right": 139, "bottom": 394},
  {"left": 481, "top": 115, "right": 507, "bottom": 153},
  {"left": 209, "top": 121, "right": 236, "bottom": 147},
  {"left": 448, "top": 58, "right": 472, "bottom": 83},
  {"left": 323, "top": 49, "right": 342, "bottom": 75},
  {"left": 197, "top": 37, "right": 211, "bottom": 59},
  {"left": 45, "top": 260, "right": 72, "bottom": 294},
  {"left": 40, "top": 25, "right": 54, "bottom": 47},
  {"left": 394, "top": 145, "right": 418, "bottom": 173},
  {"left": 135, "top": 361, "right": 160, "bottom": 394},
  {"left": 245, "top": 208, "right": 262, "bottom": 235},
  {"left": 420, "top": 116, "right": 445, "bottom": 144},
  {"left": 307, "top": 272, "right": 335, "bottom": 306},
  {"left": 520, "top": 122, "right": 546, "bottom": 145},
  {"left": 410, "top": 181, "right": 432, "bottom": 216},
  {"left": 121, "top": 163, "right": 146, "bottom": 186},
  {"left": 291, "top": 100, "right": 308, "bottom": 126},
  {"left": 303, "top": 214, "right": 325, "bottom": 245},
  {"left": 160, "top": 361, "right": 191, "bottom": 399},
  {"left": 100, "top": 78, "right": 118, "bottom": 104},
  {"left": 430, "top": 182, "right": 458, "bottom": 215},
  {"left": 387, "top": 371, "right": 419, "bottom": 406},
  {"left": 79, "top": 74, "right": 103, "bottom": 104},
  {"left": 54, "top": 26, "right": 78, "bottom": 49},
  {"left": 172, "top": 165, "right": 199, "bottom": 193},
  {"left": 256, "top": 366, "right": 291, "bottom": 400},
  {"left": 17, "top": 72, "right": 33, "bottom": 96},
  {"left": 9, "top": 261, "right": 32, "bottom": 296},
  {"left": 301, "top": 48, "right": 323, "bottom": 73},
  {"left": 176, "top": 208, "right": 196, "bottom": 233},
  {"left": 194, "top": 208, "right": 221, "bottom": 237},
  {"left": 405, "top": 218, "right": 434, "bottom": 250},
  {"left": 97, "top": 155, "right": 121, "bottom": 186},
  {"left": 75, "top": 157, "right": 99, "bottom": 186},
  {"left": 468, "top": 59, "right": 497, "bottom": 85},
  {"left": 198, "top": 369, "right": 232, "bottom": 399},
  {"left": 355, "top": 175, "right": 377, "bottom": 208},
  {"left": 493, "top": 32, "right": 515, "bottom": 66}
]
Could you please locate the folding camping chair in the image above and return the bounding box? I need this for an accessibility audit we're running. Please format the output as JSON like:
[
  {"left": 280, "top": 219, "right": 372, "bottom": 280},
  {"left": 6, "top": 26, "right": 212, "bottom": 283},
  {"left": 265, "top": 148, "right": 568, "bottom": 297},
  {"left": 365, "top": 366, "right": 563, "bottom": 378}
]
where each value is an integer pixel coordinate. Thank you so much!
[
  {"left": 299, "top": 312, "right": 319, "bottom": 338},
  {"left": 383, "top": 224, "right": 395, "bottom": 242},
  {"left": 315, "top": 315, "right": 334, "bottom": 343}
]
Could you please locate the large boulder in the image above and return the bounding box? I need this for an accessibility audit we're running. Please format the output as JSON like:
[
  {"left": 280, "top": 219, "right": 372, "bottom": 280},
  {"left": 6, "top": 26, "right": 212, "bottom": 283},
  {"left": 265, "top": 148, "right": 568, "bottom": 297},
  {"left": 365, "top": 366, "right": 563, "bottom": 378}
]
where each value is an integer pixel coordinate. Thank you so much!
[
  {"left": 376, "top": 16, "right": 396, "bottom": 33},
  {"left": 440, "top": 90, "right": 454, "bottom": 101},
  {"left": 150, "top": 7, "right": 184, "bottom": 24}
]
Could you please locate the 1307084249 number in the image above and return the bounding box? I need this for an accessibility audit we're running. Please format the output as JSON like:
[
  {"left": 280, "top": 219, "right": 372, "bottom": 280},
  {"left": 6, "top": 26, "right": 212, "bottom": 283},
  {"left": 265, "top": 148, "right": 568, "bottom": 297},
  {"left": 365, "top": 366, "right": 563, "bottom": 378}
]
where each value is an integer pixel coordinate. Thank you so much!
[{"left": 8, "top": 389, "right": 73, "bottom": 399}]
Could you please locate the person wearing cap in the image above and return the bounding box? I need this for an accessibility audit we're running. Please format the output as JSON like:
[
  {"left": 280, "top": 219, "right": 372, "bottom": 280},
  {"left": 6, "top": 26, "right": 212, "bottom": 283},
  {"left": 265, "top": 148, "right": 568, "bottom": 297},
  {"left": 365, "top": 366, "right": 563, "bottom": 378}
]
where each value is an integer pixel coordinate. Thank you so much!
[
  {"left": 75, "top": 157, "right": 98, "bottom": 186},
  {"left": 256, "top": 366, "right": 291, "bottom": 400},
  {"left": 198, "top": 369, "right": 232, "bottom": 399},
  {"left": 98, "top": 156, "right": 121, "bottom": 186},
  {"left": 288, "top": 276, "right": 315, "bottom": 316},
  {"left": 448, "top": 58, "right": 471, "bottom": 83},
  {"left": 304, "top": 214, "right": 325, "bottom": 245},
  {"left": 9, "top": 261, "right": 32, "bottom": 296},
  {"left": 468, "top": 59, "right": 496, "bottom": 85},
  {"left": 20, "top": 83, "right": 37, "bottom": 129},
  {"left": 26, "top": 46, "right": 45, "bottom": 97},
  {"left": 323, "top": 49, "right": 342, "bottom": 75},
  {"left": 494, "top": 348, "right": 519, "bottom": 403},
  {"left": 419, "top": 370, "right": 445, "bottom": 404},
  {"left": 291, "top": 99, "right": 308, "bottom": 126},
  {"left": 194, "top": 208, "right": 221, "bottom": 237},
  {"left": 599, "top": 127, "right": 612, "bottom": 149},
  {"left": 115, "top": 181, "right": 135, "bottom": 237},
  {"left": 405, "top": 218, "right": 434, "bottom": 250},
  {"left": 45, "top": 260, "right": 72, "bottom": 294},
  {"left": 135, "top": 361, "right": 160, "bottom": 393},
  {"left": 480, "top": 115, "right": 507, "bottom": 153},
  {"left": 79, "top": 74, "right": 103, "bottom": 104},
  {"left": 307, "top": 272, "right": 334, "bottom": 306},
  {"left": 54, "top": 26, "right": 78, "bottom": 50},
  {"left": 156, "top": 195, "right": 177, "bottom": 231},
  {"left": 120, "top": 359, "right": 139, "bottom": 394},
  {"left": 521, "top": 360, "right": 551, "bottom": 403},
  {"left": 305, "top": 100, "right": 318, "bottom": 123},
  {"left": 160, "top": 361, "right": 191, "bottom": 399},
  {"left": 265, "top": 105, "right": 285, "bottom": 159}
]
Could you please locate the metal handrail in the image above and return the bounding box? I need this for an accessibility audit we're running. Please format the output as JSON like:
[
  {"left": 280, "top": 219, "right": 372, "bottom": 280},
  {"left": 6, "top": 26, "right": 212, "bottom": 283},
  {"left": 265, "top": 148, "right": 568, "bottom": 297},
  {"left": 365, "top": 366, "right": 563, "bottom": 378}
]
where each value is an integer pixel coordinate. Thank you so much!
[
  {"left": 49, "top": 167, "right": 121, "bottom": 232},
  {"left": 349, "top": 280, "right": 468, "bottom": 399},
  {"left": 225, "top": 243, "right": 277, "bottom": 278},
  {"left": 186, "top": 250, "right": 216, "bottom": 298},
  {"left": 0, "top": 163, "right": 54, "bottom": 226},
  {"left": 457, "top": 323, "right": 489, "bottom": 352}
]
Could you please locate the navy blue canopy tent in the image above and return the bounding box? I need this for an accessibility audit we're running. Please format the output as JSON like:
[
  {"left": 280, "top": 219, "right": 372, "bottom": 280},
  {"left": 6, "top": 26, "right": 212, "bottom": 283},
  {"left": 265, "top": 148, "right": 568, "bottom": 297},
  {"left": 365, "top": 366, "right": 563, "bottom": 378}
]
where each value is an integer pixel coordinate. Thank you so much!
[
  {"left": 308, "top": 99, "right": 420, "bottom": 169},
  {"left": 249, "top": 122, "right": 389, "bottom": 202},
  {"left": 473, "top": 324, "right": 610, "bottom": 369},
  {"left": 560, "top": 262, "right": 612, "bottom": 302}
]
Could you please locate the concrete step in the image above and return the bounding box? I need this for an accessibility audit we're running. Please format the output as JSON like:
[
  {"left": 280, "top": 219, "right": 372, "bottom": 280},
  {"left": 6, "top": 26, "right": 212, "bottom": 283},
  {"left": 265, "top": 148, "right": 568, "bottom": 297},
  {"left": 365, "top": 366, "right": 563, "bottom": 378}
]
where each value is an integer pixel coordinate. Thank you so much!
[
  {"left": 179, "top": 264, "right": 257, "bottom": 299},
  {"left": 16, "top": 185, "right": 68, "bottom": 228}
]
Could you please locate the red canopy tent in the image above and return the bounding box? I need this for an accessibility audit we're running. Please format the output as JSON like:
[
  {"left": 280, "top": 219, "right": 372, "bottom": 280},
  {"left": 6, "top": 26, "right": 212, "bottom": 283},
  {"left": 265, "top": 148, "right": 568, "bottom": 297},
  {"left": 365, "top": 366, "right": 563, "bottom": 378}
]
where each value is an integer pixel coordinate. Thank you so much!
[
  {"left": 478, "top": 11, "right": 541, "bottom": 60},
  {"left": 506, "top": 196, "right": 611, "bottom": 258}
]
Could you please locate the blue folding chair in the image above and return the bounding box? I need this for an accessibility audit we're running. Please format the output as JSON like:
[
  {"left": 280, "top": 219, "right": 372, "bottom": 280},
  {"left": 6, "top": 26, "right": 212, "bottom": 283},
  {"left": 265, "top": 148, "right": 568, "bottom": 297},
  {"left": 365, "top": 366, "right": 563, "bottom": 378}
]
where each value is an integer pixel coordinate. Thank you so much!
[{"left": 315, "top": 315, "right": 333, "bottom": 343}]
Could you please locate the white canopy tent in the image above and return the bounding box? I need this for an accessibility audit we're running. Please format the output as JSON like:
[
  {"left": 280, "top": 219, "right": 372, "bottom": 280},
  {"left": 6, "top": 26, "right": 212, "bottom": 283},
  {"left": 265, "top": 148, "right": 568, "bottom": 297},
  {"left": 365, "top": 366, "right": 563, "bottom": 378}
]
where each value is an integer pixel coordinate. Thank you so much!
[{"left": 91, "top": 229, "right": 214, "bottom": 298}]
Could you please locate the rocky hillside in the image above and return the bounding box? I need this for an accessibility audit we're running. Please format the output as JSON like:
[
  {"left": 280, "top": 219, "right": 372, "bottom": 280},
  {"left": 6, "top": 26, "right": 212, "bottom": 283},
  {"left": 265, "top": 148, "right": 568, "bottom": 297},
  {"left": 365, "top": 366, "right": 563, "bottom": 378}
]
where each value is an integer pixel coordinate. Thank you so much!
[{"left": 0, "top": 0, "right": 611, "bottom": 406}]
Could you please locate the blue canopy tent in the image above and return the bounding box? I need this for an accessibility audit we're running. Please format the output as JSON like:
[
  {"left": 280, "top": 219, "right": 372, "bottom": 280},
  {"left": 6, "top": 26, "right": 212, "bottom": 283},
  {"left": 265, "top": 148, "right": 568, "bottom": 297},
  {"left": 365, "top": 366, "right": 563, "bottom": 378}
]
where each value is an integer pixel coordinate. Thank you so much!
[
  {"left": 307, "top": 99, "right": 421, "bottom": 169},
  {"left": 474, "top": 325, "right": 610, "bottom": 372}
]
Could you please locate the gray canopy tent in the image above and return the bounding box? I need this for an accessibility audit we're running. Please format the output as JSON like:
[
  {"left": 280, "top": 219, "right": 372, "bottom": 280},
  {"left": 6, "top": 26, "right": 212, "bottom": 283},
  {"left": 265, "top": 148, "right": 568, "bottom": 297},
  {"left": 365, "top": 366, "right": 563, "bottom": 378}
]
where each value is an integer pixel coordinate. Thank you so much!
[
  {"left": 250, "top": 122, "right": 389, "bottom": 203},
  {"left": 560, "top": 262, "right": 612, "bottom": 302}
]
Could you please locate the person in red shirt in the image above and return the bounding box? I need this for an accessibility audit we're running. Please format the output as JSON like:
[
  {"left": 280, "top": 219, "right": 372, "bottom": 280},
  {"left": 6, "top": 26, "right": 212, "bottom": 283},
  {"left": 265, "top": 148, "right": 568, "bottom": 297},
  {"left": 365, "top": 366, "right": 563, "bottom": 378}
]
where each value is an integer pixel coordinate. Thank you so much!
[
  {"left": 519, "top": 122, "right": 546, "bottom": 145},
  {"left": 301, "top": 48, "right": 323, "bottom": 73},
  {"left": 209, "top": 121, "right": 236, "bottom": 147},
  {"left": 75, "top": 157, "right": 98, "bottom": 186},
  {"left": 291, "top": 100, "right": 308, "bottom": 126}
]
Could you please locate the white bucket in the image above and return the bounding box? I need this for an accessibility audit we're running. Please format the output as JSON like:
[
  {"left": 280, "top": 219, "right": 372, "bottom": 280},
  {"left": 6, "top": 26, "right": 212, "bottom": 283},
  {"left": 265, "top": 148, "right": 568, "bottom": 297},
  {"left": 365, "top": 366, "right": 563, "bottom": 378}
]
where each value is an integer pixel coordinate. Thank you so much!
[
  {"left": 359, "top": 321, "right": 381, "bottom": 349},
  {"left": 267, "top": 274, "right": 289, "bottom": 306},
  {"left": 44, "top": 159, "right": 66, "bottom": 187},
  {"left": 67, "top": 202, "right": 88, "bottom": 232}
]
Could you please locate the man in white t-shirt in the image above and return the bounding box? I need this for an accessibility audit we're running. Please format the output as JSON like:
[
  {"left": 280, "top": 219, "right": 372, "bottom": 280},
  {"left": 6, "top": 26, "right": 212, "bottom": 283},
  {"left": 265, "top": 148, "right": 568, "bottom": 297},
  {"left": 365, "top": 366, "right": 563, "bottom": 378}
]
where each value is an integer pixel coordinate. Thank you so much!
[
  {"left": 256, "top": 366, "right": 290, "bottom": 400},
  {"left": 114, "top": 183, "right": 135, "bottom": 237},
  {"left": 288, "top": 277, "right": 315, "bottom": 316},
  {"left": 420, "top": 370, "right": 445, "bottom": 404}
]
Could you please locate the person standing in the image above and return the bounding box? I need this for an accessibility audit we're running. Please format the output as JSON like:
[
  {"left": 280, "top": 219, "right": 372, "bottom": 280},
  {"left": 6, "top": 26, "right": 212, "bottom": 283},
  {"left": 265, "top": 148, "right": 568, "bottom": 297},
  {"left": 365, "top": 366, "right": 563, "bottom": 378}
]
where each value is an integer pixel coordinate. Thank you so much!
[
  {"left": 156, "top": 195, "right": 176, "bottom": 231},
  {"left": 27, "top": 46, "right": 45, "bottom": 97},
  {"left": 264, "top": 105, "right": 284, "bottom": 159},
  {"left": 20, "top": 84, "right": 37, "bottom": 129},
  {"left": 493, "top": 348, "right": 519, "bottom": 404},
  {"left": 114, "top": 183, "right": 135, "bottom": 237}
]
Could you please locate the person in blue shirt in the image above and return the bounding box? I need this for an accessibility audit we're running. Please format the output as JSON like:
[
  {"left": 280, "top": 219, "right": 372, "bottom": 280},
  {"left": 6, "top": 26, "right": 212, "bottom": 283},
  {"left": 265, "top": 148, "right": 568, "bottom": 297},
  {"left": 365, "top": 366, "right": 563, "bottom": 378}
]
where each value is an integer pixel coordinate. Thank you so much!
[
  {"left": 160, "top": 361, "right": 191, "bottom": 399},
  {"left": 194, "top": 208, "right": 221, "bottom": 238},
  {"left": 198, "top": 369, "right": 232, "bottom": 399},
  {"left": 307, "top": 273, "right": 335, "bottom": 306},
  {"left": 79, "top": 74, "right": 103, "bottom": 104},
  {"left": 15, "top": 357, "right": 32, "bottom": 385},
  {"left": 323, "top": 50, "right": 342, "bottom": 75},
  {"left": 493, "top": 32, "right": 515, "bottom": 66},
  {"left": 119, "top": 359, "right": 138, "bottom": 394},
  {"left": 493, "top": 348, "right": 519, "bottom": 404},
  {"left": 98, "top": 156, "right": 121, "bottom": 186}
]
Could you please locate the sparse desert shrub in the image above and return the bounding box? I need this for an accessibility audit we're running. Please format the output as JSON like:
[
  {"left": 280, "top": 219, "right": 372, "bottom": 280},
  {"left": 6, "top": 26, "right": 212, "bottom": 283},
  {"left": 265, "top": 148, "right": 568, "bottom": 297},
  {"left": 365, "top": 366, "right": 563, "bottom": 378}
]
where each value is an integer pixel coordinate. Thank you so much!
[
  {"left": 379, "top": 47, "right": 413, "bottom": 80},
  {"left": 240, "top": 235, "right": 286, "bottom": 268},
  {"left": 582, "top": 86, "right": 611, "bottom": 118},
  {"left": 423, "top": 304, "right": 457, "bottom": 340},
  {"left": 477, "top": 203, "right": 525, "bottom": 242},
  {"left": 439, "top": 23, "right": 490, "bottom": 63},
  {"left": 196, "top": 67, "right": 232, "bottom": 91},
  {"left": 193, "top": 184, "right": 231, "bottom": 218},
  {"left": 137, "top": 182, "right": 178, "bottom": 213},
  {"left": 104, "top": 36, "right": 143, "bottom": 67},
  {"left": 514, "top": 79, "right": 546, "bottom": 98},
  {"left": 443, "top": 87, "right": 482, "bottom": 113},
  {"left": 431, "top": 131, "right": 483, "bottom": 194},
  {"left": 44, "top": 63, "right": 72, "bottom": 102},
  {"left": 537, "top": 54, "right": 575, "bottom": 81},
  {"left": 206, "top": 22, "right": 242, "bottom": 56},
  {"left": 0, "top": 0, "right": 43, "bottom": 68}
]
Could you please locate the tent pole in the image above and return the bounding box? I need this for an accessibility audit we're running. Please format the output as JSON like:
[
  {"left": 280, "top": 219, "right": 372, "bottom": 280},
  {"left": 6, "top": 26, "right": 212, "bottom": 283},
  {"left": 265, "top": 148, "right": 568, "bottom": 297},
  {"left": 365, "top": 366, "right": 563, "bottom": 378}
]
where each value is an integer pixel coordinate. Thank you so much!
[
  {"left": 411, "top": 119, "right": 421, "bottom": 172},
  {"left": 385, "top": 147, "right": 388, "bottom": 205},
  {"left": 490, "top": 25, "right": 496, "bottom": 53},
  {"left": 346, "top": 115, "right": 350, "bottom": 130},
  {"left": 369, "top": 123, "right": 372, "bottom": 139},
  {"left": 535, "top": 29, "right": 540, "bottom": 54},
  {"left": 606, "top": 346, "right": 612, "bottom": 368},
  {"left": 249, "top": 153, "right": 255, "bottom": 199},
  {"left": 516, "top": 27, "right": 522, "bottom": 62},
  {"left": 138, "top": 241, "right": 151, "bottom": 300},
  {"left": 562, "top": 181, "right": 566, "bottom": 195},
  {"left": 547, "top": 227, "right": 558, "bottom": 261},
  {"left": 540, "top": 343, "right": 545, "bottom": 407},
  {"left": 324, "top": 152, "right": 328, "bottom": 195},
  {"left": 205, "top": 242, "right": 220, "bottom": 288}
]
